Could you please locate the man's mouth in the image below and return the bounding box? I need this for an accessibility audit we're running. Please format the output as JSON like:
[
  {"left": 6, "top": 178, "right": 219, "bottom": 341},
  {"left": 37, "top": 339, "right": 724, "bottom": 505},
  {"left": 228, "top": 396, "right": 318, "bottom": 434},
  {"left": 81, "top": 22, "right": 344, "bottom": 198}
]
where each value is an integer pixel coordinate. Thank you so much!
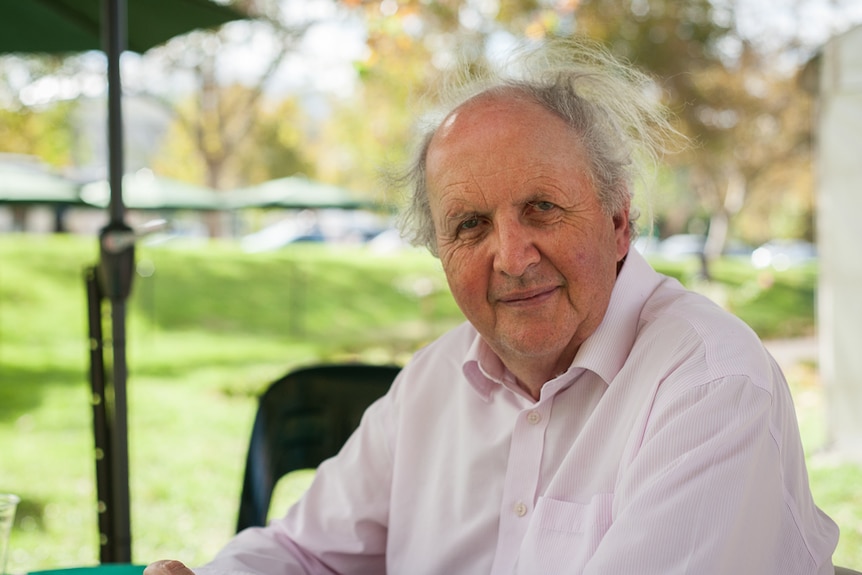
[{"left": 497, "top": 286, "right": 558, "bottom": 305}]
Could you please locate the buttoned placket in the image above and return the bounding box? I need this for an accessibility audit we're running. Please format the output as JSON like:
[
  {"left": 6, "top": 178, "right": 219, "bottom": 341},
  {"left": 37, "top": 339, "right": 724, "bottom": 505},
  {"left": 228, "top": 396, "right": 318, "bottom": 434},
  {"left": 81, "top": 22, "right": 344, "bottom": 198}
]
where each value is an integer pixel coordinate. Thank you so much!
[{"left": 489, "top": 396, "right": 552, "bottom": 574}]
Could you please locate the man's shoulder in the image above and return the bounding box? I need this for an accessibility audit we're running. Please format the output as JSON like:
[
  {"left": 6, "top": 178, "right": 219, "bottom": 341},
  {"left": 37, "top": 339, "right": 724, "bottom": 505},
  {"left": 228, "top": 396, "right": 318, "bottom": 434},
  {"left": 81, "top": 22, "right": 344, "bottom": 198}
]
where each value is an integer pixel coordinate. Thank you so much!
[
  {"left": 394, "top": 321, "right": 478, "bottom": 388},
  {"left": 636, "top": 282, "right": 773, "bottom": 382},
  {"left": 642, "top": 281, "right": 757, "bottom": 343},
  {"left": 386, "top": 321, "right": 480, "bottom": 407}
]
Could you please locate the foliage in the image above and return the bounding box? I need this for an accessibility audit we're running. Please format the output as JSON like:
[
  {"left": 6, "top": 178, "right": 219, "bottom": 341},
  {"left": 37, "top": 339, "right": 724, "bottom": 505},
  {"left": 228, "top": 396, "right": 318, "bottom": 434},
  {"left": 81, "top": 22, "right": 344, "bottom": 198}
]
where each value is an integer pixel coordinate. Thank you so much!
[
  {"left": 237, "top": 97, "right": 315, "bottom": 184},
  {"left": 0, "top": 101, "right": 76, "bottom": 167},
  {"left": 0, "top": 52, "right": 109, "bottom": 169},
  {"left": 313, "top": 32, "right": 431, "bottom": 199},
  {"left": 149, "top": 112, "right": 207, "bottom": 185},
  {"left": 151, "top": 86, "right": 314, "bottom": 190},
  {"left": 134, "top": 0, "right": 319, "bottom": 201},
  {"left": 570, "top": 0, "right": 816, "bottom": 256},
  {"left": 338, "top": 0, "right": 822, "bottom": 262}
]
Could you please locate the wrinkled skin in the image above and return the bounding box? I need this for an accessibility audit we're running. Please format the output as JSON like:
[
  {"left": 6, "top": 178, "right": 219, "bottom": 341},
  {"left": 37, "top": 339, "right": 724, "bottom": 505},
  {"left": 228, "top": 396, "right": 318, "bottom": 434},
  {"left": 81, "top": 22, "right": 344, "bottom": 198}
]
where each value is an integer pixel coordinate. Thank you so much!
[{"left": 426, "top": 91, "right": 631, "bottom": 398}]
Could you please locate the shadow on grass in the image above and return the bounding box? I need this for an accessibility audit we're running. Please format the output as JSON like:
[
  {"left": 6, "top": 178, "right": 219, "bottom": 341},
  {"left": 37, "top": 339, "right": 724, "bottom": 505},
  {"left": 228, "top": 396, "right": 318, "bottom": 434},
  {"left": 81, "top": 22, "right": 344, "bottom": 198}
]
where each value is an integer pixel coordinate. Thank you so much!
[
  {"left": 0, "top": 362, "right": 85, "bottom": 423},
  {"left": 12, "top": 495, "right": 47, "bottom": 532}
]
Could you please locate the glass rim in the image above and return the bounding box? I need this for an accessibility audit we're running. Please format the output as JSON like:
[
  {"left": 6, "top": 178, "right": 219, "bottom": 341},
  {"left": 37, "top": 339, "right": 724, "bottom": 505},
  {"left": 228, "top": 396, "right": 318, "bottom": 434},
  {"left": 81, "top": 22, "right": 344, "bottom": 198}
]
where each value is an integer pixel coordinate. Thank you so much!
[{"left": 0, "top": 494, "right": 19, "bottom": 505}]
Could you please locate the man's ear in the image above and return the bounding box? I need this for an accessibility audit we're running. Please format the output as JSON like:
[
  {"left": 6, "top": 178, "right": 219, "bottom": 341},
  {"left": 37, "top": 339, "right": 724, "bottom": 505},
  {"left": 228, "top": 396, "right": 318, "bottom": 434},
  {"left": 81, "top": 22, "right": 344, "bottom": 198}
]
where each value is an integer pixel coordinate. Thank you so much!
[{"left": 612, "top": 198, "right": 632, "bottom": 259}]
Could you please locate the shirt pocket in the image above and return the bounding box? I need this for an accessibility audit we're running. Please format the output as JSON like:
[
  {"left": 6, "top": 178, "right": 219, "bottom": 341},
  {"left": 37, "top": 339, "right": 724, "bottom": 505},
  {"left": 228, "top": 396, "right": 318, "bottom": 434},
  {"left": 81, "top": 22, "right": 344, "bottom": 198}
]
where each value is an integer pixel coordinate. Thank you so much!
[{"left": 515, "top": 493, "right": 614, "bottom": 574}]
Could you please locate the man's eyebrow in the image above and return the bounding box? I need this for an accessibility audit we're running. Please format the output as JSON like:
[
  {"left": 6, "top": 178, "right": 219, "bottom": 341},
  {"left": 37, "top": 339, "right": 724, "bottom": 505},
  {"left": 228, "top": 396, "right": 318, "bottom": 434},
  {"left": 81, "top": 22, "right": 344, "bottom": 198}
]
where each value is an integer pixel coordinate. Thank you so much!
[{"left": 441, "top": 209, "right": 473, "bottom": 226}]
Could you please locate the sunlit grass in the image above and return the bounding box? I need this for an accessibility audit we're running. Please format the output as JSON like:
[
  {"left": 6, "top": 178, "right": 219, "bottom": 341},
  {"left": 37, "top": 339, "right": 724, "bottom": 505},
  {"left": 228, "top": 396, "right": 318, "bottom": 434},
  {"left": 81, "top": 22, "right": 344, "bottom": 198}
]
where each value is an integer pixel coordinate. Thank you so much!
[{"left": 1, "top": 234, "right": 459, "bottom": 570}]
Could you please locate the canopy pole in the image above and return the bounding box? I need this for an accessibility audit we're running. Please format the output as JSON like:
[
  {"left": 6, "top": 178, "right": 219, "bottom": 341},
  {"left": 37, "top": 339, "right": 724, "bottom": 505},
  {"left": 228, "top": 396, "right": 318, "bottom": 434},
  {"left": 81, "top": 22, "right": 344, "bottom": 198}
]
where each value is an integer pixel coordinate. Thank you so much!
[
  {"left": 106, "top": 0, "right": 125, "bottom": 227},
  {"left": 90, "top": 0, "right": 134, "bottom": 563},
  {"left": 85, "top": 268, "right": 115, "bottom": 561}
]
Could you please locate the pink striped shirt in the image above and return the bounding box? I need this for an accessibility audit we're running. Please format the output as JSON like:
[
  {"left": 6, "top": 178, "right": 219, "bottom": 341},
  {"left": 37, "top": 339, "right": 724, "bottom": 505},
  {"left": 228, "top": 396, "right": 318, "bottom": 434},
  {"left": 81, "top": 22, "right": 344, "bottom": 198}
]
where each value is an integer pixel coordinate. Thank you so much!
[{"left": 198, "top": 249, "right": 838, "bottom": 574}]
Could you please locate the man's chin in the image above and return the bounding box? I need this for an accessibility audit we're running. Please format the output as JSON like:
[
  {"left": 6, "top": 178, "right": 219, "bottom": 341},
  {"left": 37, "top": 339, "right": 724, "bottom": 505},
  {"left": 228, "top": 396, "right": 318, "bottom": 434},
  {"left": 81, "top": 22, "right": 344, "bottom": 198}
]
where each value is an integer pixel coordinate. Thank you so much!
[{"left": 493, "top": 329, "right": 574, "bottom": 365}]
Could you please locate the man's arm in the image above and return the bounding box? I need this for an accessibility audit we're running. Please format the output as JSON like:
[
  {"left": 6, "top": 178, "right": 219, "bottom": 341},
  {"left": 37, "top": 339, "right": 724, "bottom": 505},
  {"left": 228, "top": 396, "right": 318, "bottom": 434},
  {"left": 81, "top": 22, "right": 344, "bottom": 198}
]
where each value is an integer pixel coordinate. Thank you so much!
[
  {"left": 145, "top": 561, "right": 195, "bottom": 575},
  {"left": 584, "top": 374, "right": 836, "bottom": 575},
  {"left": 144, "top": 392, "right": 395, "bottom": 575}
]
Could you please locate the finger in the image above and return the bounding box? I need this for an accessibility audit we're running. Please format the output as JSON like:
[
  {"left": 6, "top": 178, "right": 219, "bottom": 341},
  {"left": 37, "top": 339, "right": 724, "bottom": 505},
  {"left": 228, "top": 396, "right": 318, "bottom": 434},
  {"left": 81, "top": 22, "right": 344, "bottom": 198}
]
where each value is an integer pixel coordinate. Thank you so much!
[{"left": 144, "top": 560, "right": 195, "bottom": 575}]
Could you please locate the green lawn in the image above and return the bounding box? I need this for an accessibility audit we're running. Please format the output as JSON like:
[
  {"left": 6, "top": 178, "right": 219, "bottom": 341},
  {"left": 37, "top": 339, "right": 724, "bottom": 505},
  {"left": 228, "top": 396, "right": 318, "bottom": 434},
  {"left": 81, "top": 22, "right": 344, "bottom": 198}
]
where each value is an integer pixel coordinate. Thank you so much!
[{"left": 1, "top": 235, "right": 858, "bottom": 570}]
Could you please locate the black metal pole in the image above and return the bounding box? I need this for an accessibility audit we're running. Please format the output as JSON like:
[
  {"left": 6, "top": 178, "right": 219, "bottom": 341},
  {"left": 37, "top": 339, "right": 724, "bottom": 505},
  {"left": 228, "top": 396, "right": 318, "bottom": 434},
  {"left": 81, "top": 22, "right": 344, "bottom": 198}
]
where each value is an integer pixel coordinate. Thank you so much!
[
  {"left": 105, "top": 292, "right": 131, "bottom": 562},
  {"left": 86, "top": 267, "right": 115, "bottom": 561},
  {"left": 106, "top": 0, "right": 126, "bottom": 227},
  {"left": 94, "top": 0, "right": 133, "bottom": 563}
]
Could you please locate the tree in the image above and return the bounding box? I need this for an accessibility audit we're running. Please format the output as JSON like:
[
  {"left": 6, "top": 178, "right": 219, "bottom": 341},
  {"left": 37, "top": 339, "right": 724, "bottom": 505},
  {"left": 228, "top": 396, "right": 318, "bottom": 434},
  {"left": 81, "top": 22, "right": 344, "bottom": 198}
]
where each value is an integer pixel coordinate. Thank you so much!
[
  {"left": 312, "top": 0, "right": 518, "bottom": 203},
  {"left": 325, "top": 0, "right": 824, "bottom": 280},
  {"left": 0, "top": 58, "right": 78, "bottom": 231},
  {"left": 0, "top": 102, "right": 76, "bottom": 166},
  {"left": 348, "top": 0, "right": 817, "bottom": 276},
  {"left": 136, "top": 0, "right": 329, "bottom": 235},
  {"left": 311, "top": 5, "right": 444, "bottom": 202},
  {"left": 151, "top": 85, "right": 313, "bottom": 188},
  {"left": 0, "top": 56, "right": 78, "bottom": 166},
  {"left": 569, "top": 0, "right": 817, "bottom": 277}
]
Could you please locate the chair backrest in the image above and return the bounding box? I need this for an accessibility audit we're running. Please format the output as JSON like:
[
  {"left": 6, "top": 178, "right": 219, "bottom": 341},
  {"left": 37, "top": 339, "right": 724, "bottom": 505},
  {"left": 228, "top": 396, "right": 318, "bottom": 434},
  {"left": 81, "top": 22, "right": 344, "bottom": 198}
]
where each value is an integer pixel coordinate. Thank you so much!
[{"left": 236, "top": 362, "right": 401, "bottom": 532}]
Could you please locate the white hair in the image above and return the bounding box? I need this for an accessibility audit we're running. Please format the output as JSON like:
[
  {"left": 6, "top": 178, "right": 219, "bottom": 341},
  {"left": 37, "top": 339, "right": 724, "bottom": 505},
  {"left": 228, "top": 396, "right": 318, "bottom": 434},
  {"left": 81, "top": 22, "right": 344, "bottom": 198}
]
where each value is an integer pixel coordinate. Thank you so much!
[{"left": 391, "top": 36, "right": 685, "bottom": 257}]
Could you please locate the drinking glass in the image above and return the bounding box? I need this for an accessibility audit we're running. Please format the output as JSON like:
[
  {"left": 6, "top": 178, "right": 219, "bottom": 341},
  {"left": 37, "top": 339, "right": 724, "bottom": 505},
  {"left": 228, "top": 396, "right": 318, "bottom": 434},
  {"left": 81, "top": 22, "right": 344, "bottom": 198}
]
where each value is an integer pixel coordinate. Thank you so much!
[{"left": 0, "top": 494, "right": 19, "bottom": 575}]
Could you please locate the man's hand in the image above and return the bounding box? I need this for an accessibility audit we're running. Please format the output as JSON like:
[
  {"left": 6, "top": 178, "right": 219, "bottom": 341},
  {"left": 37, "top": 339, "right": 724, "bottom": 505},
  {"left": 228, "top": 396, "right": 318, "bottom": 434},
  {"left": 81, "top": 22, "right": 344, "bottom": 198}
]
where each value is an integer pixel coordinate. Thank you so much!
[{"left": 144, "top": 560, "right": 196, "bottom": 575}]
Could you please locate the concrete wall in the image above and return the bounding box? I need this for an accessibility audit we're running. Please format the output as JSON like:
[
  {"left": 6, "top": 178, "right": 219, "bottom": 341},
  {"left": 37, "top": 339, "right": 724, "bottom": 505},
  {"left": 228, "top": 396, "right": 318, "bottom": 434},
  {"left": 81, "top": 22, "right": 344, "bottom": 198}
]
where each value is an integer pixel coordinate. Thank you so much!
[{"left": 816, "top": 24, "right": 862, "bottom": 458}]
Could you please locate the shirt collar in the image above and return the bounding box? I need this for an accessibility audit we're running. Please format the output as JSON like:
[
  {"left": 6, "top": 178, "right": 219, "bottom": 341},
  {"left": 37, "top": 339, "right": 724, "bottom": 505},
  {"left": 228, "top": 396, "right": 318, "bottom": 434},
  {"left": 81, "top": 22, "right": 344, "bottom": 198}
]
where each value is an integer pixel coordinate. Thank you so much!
[
  {"left": 462, "top": 335, "right": 515, "bottom": 401},
  {"left": 571, "top": 248, "right": 663, "bottom": 385},
  {"left": 462, "top": 247, "right": 664, "bottom": 398}
]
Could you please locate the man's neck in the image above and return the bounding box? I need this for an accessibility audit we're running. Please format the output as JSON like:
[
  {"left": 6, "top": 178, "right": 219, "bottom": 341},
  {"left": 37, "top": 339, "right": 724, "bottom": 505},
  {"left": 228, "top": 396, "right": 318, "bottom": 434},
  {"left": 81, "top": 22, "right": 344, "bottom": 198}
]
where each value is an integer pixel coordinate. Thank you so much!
[{"left": 509, "top": 353, "right": 578, "bottom": 401}]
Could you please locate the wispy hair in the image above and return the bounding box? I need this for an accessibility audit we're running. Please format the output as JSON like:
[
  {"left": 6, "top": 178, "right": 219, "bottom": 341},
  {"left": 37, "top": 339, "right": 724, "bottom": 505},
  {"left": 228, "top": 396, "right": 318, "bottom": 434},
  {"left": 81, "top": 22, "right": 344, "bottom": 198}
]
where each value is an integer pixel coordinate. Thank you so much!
[{"left": 390, "top": 36, "right": 686, "bottom": 256}]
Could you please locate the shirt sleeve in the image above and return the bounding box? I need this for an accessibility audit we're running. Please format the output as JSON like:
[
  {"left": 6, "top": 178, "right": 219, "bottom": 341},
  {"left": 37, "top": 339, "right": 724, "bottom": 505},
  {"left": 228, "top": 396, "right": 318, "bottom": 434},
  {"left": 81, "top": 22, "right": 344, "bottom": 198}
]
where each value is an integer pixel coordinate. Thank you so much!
[
  {"left": 193, "top": 393, "right": 395, "bottom": 575},
  {"left": 583, "top": 375, "right": 833, "bottom": 575}
]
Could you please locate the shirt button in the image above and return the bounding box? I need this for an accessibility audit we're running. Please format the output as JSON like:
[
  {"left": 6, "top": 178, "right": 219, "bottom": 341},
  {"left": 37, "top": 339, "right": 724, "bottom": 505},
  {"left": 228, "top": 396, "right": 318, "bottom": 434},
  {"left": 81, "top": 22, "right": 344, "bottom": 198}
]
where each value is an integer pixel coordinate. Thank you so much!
[
  {"left": 526, "top": 410, "right": 542, "bottom": 425},
  {"left": 514, "top": 502, "right": 528, "bottom": 517}
]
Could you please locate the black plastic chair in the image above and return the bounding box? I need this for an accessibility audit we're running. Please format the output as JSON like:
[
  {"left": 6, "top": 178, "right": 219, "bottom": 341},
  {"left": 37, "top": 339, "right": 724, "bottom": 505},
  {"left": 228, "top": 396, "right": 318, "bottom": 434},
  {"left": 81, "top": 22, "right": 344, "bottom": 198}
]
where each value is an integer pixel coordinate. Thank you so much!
[{"left": 236, "top": 362, "right": 401, "bottom": 532}]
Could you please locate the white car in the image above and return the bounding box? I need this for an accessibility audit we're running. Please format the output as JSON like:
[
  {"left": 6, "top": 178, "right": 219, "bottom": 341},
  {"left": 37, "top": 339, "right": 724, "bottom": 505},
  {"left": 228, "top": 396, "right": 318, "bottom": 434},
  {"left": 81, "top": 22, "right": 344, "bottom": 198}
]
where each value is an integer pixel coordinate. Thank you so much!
[{"left": 751, "top": 239, "right": 817, "bottom": 270}]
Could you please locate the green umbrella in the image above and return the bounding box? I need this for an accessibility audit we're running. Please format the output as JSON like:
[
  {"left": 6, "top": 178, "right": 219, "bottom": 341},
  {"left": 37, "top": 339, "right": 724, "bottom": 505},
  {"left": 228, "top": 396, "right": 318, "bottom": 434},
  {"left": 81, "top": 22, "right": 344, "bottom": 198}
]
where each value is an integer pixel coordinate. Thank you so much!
[
  {"left": 81, "top": 170, "right": 224, "bottom": 211},
  {"left": 0, "top": 0, "right": 243, "bottom": 54},
  {"left": 0, "top": 159, "right": 83, "bottom": 205},
  {"left": 229, "top": 176, "right": 375, "bottom": 210}
]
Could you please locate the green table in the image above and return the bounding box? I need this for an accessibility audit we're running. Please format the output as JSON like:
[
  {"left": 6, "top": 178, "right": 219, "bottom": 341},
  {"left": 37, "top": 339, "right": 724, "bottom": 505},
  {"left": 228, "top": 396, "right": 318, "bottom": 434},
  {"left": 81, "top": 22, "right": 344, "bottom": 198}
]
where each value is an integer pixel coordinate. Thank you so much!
[{"left": 29, "top": 565, "right": 145, "bottom": 575}]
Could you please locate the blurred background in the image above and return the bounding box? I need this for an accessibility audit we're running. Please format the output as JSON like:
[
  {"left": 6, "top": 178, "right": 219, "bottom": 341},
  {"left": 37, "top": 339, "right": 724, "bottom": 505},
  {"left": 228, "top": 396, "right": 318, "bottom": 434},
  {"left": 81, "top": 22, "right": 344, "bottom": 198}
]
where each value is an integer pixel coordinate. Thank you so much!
[{"left": 1, "top": 0, "right": 861, "bottom": 571}]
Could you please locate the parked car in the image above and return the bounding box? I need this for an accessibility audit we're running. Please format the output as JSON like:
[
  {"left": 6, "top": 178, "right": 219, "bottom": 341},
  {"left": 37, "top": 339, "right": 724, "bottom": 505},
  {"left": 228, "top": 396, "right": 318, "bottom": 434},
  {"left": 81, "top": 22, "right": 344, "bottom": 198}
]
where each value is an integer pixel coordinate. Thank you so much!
[
  {"left": 751, "top": 239, "right": 817, "bottom": 270},
  {"left": 657, "top": 234, "right": 707, "bottom": 260},
  {"left": 241, "top": 209, "right": 390, "bottom": 253},
  {"left": 653, "top": 234, "right": 753, "bottom": 261}
]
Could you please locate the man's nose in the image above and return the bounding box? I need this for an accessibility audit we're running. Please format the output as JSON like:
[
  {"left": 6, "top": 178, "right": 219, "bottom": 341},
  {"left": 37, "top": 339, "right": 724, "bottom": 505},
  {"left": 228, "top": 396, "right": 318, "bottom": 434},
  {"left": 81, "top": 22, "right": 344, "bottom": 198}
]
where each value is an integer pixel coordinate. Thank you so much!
[{"left": 492, "top": 220, "right": 541, "bottom": 277}]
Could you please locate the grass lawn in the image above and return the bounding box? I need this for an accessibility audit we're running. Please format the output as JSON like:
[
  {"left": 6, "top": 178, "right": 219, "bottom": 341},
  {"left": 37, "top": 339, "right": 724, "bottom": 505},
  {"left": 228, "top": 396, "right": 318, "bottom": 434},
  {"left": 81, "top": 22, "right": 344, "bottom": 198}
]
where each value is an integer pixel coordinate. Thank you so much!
[{"left": 1, "top": 235, "right": 859, "bottom": 570}]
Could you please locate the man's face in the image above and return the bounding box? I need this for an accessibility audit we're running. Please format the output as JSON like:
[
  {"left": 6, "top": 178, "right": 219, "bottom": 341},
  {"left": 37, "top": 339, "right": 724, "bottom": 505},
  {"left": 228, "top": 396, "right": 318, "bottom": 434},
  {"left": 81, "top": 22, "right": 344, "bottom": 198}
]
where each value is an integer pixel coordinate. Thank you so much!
[{"left": 426, "top": 93, "right": 631, "bottom": 381}]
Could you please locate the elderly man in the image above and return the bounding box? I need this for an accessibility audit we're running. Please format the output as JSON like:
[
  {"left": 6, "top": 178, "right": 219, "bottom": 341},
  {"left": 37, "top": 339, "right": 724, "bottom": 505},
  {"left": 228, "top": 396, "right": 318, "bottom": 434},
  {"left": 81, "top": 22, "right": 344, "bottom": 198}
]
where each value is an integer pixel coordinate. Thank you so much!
[{"left": 147, "top": 39, "right": 838, "bottom": 574}]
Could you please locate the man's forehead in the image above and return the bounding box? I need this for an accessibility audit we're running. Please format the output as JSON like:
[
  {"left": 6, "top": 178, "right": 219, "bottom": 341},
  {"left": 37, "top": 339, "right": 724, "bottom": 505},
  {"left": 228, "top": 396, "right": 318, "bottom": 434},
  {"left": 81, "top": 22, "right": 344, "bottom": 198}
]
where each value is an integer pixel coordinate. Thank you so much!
[
  {"left": 428, "top": 93, "right": 549, "bottom": 167},
  {"left": 436, "top": 89, "right": 534, "bottom": 135}
]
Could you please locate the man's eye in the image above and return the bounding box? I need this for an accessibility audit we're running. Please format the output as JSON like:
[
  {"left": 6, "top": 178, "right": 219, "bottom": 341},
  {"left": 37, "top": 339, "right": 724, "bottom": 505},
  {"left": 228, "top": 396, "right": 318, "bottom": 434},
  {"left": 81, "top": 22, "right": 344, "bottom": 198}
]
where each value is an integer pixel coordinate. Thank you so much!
[
  {"left": 532, "top": 201, "right": 555, "bottom": 211},
  {"left": 459, "top": 217, "right": 480, "bottom": 231}
]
